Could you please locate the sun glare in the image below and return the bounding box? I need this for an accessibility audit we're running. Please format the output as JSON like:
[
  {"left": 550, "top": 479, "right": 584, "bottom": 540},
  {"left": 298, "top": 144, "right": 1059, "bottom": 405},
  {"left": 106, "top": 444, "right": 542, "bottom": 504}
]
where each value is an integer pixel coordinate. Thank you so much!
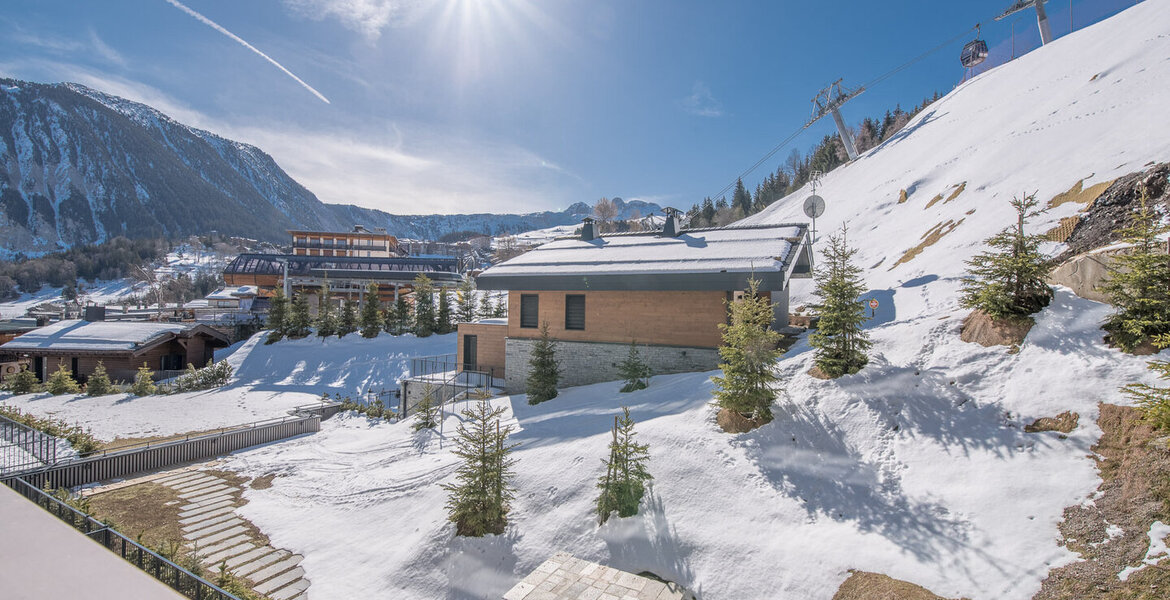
[{"left": 428, "top": 0, "right": 570, "bottom": 88}]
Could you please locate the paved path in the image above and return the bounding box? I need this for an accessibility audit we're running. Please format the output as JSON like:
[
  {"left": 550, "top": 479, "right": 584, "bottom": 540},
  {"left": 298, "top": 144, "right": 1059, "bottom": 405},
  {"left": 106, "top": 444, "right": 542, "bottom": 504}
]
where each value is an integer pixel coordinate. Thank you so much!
[
  {"left": 153, "top": 468, "right": 312, "bottom": 600},
  {"left": 504, "top": 553, "right": 691, "bottom": 600}
]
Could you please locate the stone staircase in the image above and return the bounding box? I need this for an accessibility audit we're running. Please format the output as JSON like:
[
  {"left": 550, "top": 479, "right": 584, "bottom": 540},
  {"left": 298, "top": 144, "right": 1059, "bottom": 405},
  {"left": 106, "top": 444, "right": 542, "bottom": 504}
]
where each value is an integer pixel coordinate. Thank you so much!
[{"left": 155, "top": 470, "right": 311, "bottom": 600}]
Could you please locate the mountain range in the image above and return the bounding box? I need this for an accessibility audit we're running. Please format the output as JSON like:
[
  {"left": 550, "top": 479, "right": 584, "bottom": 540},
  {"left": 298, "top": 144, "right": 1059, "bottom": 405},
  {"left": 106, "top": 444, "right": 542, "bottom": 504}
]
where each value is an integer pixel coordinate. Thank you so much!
[{"left": 0, "top": 78, "right": 660, "bottom": 257}]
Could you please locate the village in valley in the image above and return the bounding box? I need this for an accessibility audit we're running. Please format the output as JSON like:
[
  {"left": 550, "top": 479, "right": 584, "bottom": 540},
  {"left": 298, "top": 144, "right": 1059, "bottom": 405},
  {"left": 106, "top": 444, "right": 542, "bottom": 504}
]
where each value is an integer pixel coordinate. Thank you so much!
[{"left": 2, "top": 1, "right": 1170, "bottom": 599}]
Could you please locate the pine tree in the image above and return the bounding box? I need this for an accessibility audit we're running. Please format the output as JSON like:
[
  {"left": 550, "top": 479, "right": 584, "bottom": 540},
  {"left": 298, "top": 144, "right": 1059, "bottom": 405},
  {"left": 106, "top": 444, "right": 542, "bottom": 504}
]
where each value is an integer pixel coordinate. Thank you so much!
[
  {"left": 960, "top": 193, "right": 1053, "bottom": 319},
  {"left": 316, "top": 279, "right": 337, "bottom": 338},
  {"left": 478, "top": 291, "right": 494, "bottom": 320},
  {"left": 809, "top": 227, "right": 873, "bottom": 378},
  {"left": 1122, "top": 335, "right": 1170, "bottom": 430},
  {"left": 526, "top": 323, "right": 560, "bottom": 405},
  {"left": 596, "top": 407, "right": 653, "bottom": 524},
  {"left": 412, "top": 384, "right": 441, "bottom": 432},
  {"left": 338, "top": 298, "right": 358, "bottom": 337},
  {"left": 618, "top": 341, "right": 651, "bottom": 393},
  {"left": 732, "top": 178, "right": 752, "bottom": 217},
  {"left": 360, "top": 283, "right": 382, "bottom": 338},
  {"left": 1100, "top": 192, "right": 1170, "bottom": 353},
  {"left": 287, "top": 293, "right": 312, "bottom": 338},
  {"left": 86, "top": 361, "right": 114, "bottom": 396},
  {"left": 386, "top": 295, "right": 412, "bottom": 335},
  {"left": 46, "top": 363, "right": 80, "bottom": 395},
  {"left": 712, "top": 279, "right": 782, "bottom": 423},
  {"left": 131, "top": 364, "right": 157, "bottom": 396},
  {"left": 266, "top": 288, "right": 289, "bottom": 344},
  {"left": 436, "top": 286, "right": 454, "bottom": 334},
  {"left": 492, "top": 294, "right": 507, "bottom": 318},
  {"left": 413, "top": 274, "right": 436, "bottom": 337},
  {"left": 456, "top": 278, "right": 478, "bottom": 323},
  {"left": 6, "top": 366, "right": 40, "bottom": 394},
  {"left": 442, "top": 398, "right": 519, "bottom": 537}
]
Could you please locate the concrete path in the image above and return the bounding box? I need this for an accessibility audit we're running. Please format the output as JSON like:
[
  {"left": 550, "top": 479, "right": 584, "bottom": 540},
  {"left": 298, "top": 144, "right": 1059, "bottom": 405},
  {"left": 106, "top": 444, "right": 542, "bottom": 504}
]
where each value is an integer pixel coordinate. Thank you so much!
[{"left": 504, "top": 553, "right": 692, "bottom": 600}]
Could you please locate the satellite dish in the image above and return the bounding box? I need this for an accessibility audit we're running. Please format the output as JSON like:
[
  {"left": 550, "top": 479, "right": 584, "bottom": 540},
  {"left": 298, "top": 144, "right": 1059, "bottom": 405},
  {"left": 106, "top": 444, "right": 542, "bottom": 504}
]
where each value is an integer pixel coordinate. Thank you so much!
[{"left": 803, "top": 195, "right": 826, "bottom": 219}]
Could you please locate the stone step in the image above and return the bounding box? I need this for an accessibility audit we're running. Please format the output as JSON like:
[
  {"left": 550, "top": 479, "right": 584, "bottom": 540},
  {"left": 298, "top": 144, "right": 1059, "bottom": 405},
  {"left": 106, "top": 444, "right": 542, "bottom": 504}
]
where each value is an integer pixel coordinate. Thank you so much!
[
  {"left": 269, "top": 578, "right": 310, "bottom": 600},
  {"left": 183, "top": 488, "right": 236, "bottom": 505},
  {"left": 203, "top": 542, "right": 255, "bottom": 566},
  {"left": 181, "top": 511, "right": 237, "bottom": 533},
  {"left": 249, "top": 555, "right": 302, "bottom": 584},
  {"left": 195, "top": 525, "right": 249, "bottom": 547},
  {"left": 197, "top": 534, "right": 252, "bottom": 559},
  {"left": 179, "top": 483, "right": 230, "bottom": 499},
  {"left": 184, "top": 518, "right": 245, "bottom": 540},
  {"left": 155, "top": 470, "right": 205, "bottom": 483},
  {"left": 157, "top": 473, "right": 209, "bottom": 488},
  {"left": 236, "top": 550, "right": 290, "bottom": 578},
  {"left": 172, "top": 478, "right": 224, "bottom": 493},
  {"left": 224, "top": 547, "right": 273, "bottom": 570},
  {"left": 254, "top": 566, "right": 305, "bottom": 595},
  {"left": 179, "top": 506, "right": 234, "bottom": 526},
  {"left": 179, "top": 499, "right": 234, "bottom": 519}
]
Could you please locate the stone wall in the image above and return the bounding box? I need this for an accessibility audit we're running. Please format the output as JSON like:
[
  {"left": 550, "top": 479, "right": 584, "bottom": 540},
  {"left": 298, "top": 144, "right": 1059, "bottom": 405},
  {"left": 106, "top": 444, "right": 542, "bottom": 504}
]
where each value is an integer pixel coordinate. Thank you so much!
[{"left": 504, "top": 338, "right": 719, "bottom": 394}]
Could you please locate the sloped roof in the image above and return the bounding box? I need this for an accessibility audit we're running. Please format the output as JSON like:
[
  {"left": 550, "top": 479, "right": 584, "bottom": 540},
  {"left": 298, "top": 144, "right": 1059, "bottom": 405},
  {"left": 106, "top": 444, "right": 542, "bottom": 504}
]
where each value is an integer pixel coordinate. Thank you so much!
[
  {"left": 477, "top": 223, "right": 812, "bottom": 291},
  {"left": 0, "top": 320, "right": 218, "bottom": 354}
]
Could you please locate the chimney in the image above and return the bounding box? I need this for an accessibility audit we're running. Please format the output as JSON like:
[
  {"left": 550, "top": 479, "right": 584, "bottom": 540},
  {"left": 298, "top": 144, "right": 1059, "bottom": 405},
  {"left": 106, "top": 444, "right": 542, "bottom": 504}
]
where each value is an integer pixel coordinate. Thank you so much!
[
  {"left": 660, "top": 207, "right": 682, "bottom": 237},
  {"left": 580, "top": 217, "right": 597, "bottom": 241},
  {"left": 84, "top": 306, "right": 106, "bottom": 322}
]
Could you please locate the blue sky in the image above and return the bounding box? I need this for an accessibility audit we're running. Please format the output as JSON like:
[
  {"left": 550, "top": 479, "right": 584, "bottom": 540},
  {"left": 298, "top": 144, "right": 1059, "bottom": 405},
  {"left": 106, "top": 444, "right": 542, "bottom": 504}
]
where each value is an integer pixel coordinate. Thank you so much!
[{"left": 0, "top": 0, "right": 1139, "bottom": 215}]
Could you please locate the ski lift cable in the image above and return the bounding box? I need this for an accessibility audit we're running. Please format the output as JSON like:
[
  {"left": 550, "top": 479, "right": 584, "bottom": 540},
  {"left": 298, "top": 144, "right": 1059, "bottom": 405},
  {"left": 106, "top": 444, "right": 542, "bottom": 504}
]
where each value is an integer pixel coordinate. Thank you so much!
[{"left": 705, "top": 23, "right": 980, "bottom": 205}]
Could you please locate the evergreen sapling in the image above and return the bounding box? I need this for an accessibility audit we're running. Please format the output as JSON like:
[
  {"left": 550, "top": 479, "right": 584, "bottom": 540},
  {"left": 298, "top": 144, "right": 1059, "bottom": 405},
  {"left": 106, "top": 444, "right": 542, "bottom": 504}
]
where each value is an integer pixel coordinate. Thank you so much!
[
  {"left": 413, "top": 274, "right": 436, "bottom": 337},
  {"left": 809, "top": 226, "right": 873, "bottom": 378},
  {"left": 712, "top": 279, "right": 782, "bottom": 423},
  {"left": 618, "top": 341, "right": 651, "bottom": 392},
  {"left": 442, "top": 398, "right": 519, "bottom": 537},
  {"left": 596, "top": 407, "right": 653, "bottom": 524},
  {"left": 266, "top": 288, "right": 289, "bottom": 344},
  {"left": 960, "top": 193, "right": 1053, "bottom": 319},
  {"left": 1100, "top": 191, "right": 1170, "bottom": 352},
  {"left": 457, "top": 278, "right": 478, "bottom": 323},
  {"left": 46, "top": 363, "right": 80, "bottom": 395},
  {"left": 436, "top": 286, "right": 454, "bottom": 334},
  {"left": 131, "top": 364, "right": 157, "bottom": 396},
  {"left": 287, "top": 293, "right": 312, "bottom": 338},
  {"left": 86, "top": 361, "right": 114, "bottom": 396},
  {"left": 526, "top": 323, "right": 560, "bottom": 405},
  {"left": 338, "top": 298, "right": 358, "bottom": 337},
  {"left": 1122, "top": 334, "right": 1170, "bottom": 430},
  {"left": 360, "top": 283, "right": 382, "bottom": 338}
]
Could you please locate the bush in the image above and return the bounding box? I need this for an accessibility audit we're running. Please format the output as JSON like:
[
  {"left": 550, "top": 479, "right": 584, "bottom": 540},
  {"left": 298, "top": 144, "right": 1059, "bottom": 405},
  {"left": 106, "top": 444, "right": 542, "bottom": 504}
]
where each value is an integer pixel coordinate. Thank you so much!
[
  {"left": 4, "top": 366, "right": 41, "bottom": 394},
  {"left": 46, "top": 364, "right": 81, "bottom": 395},
  {"left": 1, "top": 405, "right": 100, "bottom": 455},
  {"left": 412, "top": 385, "right": 440, "bottom": 431},
  {"left": 130, "top": 364, "right": 157, "bottom": 396},
  {"left": 1123, "top": 335, "right": 1170, "bottom": 430},
  {"left": 170, "top": 360, "right": 233, "bottom": 393},
  {"left": 86, "top": 361, "right": 115, "bottom": 396}
]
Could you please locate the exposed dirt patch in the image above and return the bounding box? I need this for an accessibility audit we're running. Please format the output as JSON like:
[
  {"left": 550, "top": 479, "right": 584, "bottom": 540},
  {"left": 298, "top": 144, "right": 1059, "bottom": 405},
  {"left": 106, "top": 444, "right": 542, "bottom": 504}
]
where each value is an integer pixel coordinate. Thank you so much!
[
  {"left": 924, "top": 193, "right": 945, "bottom": 210},
  {"left": 1048, "top": 177, "right": 1116, "bottom": 210},
  {"left": 808, "top": 365, "right": 833, "bottom": 380},
  {"left": 1057, "top": 163, "right": 1170, "bottom": 261},
  {"left": 960, "top": 309, "right": 1035, "bottom": 347},
  {"left": 87, "top": 481, "right": 185, "bottom": 549},
  {"left": 1025, "top": 411, "right": 1079, "bottom": 434},
  {"left": 833, "top": 571, "right": 961, "bottom": 600},
  {"left": 716, "top": 408, "right": 771, "bottom": 434},
  {"left": 250, "top": 474, "right": 277, "bottom": 490},
  {"left": 100, "top": 427, "right": 240, "bottom": 452},
  {"left": 1033, "top": 404, "right": 1170, "bottom": 599},
  {"left": 943, "top": 182, "right": 967, "bottom": 204},
  {"left": 891, "top": 219, "right": 965, "bottom": 269},
  {"left": 898, "top": 189, "right": 909, "bottom": 204}
]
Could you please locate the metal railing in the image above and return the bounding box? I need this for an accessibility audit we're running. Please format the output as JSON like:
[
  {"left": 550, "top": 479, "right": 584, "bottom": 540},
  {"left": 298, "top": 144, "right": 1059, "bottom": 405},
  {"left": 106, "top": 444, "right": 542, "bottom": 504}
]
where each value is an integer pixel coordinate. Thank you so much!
[
  {"left": 0, "top": 413, "right": 61, "bottom": 475},
  {"left": 403, "top": 354, "right": 498, "bottom": 417},
  {"left": 4, "top": 477, "right": 243, "bottom": 600}
]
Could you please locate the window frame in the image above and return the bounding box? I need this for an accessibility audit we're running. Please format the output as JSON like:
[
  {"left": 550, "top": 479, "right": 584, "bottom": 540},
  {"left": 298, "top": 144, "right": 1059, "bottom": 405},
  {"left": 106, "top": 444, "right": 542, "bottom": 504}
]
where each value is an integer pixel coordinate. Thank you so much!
[
  {"left": 519, "top": 294, "right": 539, "bottom": 329},
  {"left": 564, "top": 294, "right": 586, "bottom": 330}
]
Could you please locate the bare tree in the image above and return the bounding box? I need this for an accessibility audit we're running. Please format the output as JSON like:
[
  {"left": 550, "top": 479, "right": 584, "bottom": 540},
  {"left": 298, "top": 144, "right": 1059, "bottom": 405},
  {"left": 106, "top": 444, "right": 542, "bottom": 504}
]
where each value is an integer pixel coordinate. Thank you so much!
[{"left": 594, "top": 197, "right": 618, "bottom": 227}]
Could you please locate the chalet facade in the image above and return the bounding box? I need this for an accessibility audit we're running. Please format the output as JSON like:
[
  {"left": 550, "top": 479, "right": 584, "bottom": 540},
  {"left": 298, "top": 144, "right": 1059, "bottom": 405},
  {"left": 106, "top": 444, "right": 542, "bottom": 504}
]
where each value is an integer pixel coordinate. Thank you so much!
[
  {"left": 0, "top": 319, "right": 231, "bottom": 383},
  {"left": 460, "top": 214, "right": 812, "bottom": 393}
]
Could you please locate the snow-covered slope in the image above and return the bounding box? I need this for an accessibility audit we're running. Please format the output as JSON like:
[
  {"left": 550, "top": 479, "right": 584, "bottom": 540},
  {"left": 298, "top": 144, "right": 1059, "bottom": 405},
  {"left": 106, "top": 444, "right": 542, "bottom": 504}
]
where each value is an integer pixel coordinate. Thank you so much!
[{"left": 217, "top": 4, "right": 1170, "bottom": 600}]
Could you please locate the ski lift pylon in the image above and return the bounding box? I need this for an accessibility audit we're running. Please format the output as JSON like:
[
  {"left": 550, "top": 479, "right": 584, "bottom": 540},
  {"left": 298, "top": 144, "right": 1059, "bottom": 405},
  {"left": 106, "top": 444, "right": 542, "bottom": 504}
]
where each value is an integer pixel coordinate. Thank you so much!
[{"left": 961, "top": 25, "right": 989, "bottom": 68}]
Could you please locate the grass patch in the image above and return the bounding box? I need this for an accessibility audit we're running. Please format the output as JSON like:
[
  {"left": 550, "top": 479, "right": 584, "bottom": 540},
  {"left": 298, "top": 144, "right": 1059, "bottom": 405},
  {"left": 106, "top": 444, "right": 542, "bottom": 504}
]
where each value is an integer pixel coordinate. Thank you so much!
[
  {"left": 891, "top": 219, "right": 964, "bottom": 269},
  {"left": 87, "top": 482, "right": 185, "bottom": 549},
  {"left": 1047, "top": 177, "right": 1115, "bottom": 210}
]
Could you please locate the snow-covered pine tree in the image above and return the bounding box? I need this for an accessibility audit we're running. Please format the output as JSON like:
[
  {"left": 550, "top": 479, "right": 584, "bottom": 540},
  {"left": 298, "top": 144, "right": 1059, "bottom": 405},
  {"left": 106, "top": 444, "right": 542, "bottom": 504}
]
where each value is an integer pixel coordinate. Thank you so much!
[
  {"left": 338, "top": 298, "right": 358, "bottom": 338},
  {"left": 131, "top": 364, "right": 157, "bottom": 396},
  {"left": 413, "top": 274, "right": 436, "bottom": 337},
  {"left": 266, "top": 287, "right": 289, "bottom": 344},
  {"left": 412, "top": 384, "right": 440, "bottom": 432},
  {"left": 711, "top": 279, "right": 782, "bottom": 423},
  {"left": 360, "top": 283, "right": 382, "bottom": 338},
  {"left": 526, "top": 323, "right": 560, "bottom": 405},
  {"left": 436, "top": 286, "right": 454, "bottom": 334},
  {"left": 809, "top": 226, "right": 873, "bottom": 378},
  {"left": 457, "top": 277, "right": 478, "bottom": 324},
  {"left": 596, "top": 407, "right": 653, "bottom": 524},
  {"left": 287, "top": 293, "right": 312, "bottom": 338},
  {"left": 442, "top": 397, "right": 519, "bottom": 537},
  {"left": 86, "top": 361, "right": 114, "bottom": 396},
  {"left": 46, "top": 363, "right": 80, "bottom": 395},
  {"left": 6, "top": 366, "right": 40, "bottom": 394},
  {"left": 1100, "top": 192, "right": 1170, "bottom": 353},
  {"left": 960, "top": 193, "right": 1053, "bottom": 319},
  {"left": 618, "top": 341, "right": 651, "bottom": 392},
  {"left": 1122, "top": 334, "right": 1170, "bottom": 429}
]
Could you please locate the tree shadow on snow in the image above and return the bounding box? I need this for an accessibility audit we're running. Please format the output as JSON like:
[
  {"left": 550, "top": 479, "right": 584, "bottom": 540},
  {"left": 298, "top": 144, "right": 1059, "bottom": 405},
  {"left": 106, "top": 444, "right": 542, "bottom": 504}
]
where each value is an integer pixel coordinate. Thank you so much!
[
  {"left": 600, "top": 489, "right": 699, "bottom": 598},
  {"left": 441, "top": 529, "right": 522, "bottom": 600}
]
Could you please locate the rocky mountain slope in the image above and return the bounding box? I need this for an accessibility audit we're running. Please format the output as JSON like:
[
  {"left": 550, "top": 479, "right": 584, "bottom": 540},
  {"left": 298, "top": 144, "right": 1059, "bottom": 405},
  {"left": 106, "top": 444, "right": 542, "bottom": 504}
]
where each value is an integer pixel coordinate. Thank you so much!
[{"left": 0, "top": 80, "right": 659, "bottom": 257}]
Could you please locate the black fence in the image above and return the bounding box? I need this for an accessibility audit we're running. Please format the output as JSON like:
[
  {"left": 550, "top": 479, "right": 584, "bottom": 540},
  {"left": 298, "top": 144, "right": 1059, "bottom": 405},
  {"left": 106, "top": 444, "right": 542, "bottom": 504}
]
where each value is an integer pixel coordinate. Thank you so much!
[
  {"left": 4, "top": 477, "right": 243, "bottom": 600},
  {"left": 0, "top": 413, "right": 60, "bottom": 475}
]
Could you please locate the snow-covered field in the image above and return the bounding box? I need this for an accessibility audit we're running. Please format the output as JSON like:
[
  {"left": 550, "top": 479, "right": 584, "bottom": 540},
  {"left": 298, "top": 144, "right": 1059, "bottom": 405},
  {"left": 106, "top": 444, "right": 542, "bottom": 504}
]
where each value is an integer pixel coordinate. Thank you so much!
[
  {"left": 0, "top": 332, "right": 455, "bottom": 442},
  {"left": 208, "top": 4, "right": 1170, "bottom": 599}
]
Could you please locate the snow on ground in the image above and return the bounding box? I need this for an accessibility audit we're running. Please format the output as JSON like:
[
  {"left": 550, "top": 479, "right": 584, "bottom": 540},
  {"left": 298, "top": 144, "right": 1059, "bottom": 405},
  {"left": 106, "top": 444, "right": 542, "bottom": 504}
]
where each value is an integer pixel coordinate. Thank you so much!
[
  {"left": 222, "top": 288, "right": 1162, "bottom": 600},
  {"left": 216, "top": 4, "right": 1170, "bottom": 599},
  {"left": 0, "top": 332, "right": 455, "bottom": 442},
  {"left": 1117, "top": 521, "right": 1170, "bottom": 581}
]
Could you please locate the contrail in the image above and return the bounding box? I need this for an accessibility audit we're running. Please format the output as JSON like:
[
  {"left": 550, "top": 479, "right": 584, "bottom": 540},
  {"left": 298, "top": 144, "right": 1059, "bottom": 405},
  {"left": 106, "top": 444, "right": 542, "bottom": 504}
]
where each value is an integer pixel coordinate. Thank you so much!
[{"left": 163, "top": 0, "right": 330, "bottom": 104}]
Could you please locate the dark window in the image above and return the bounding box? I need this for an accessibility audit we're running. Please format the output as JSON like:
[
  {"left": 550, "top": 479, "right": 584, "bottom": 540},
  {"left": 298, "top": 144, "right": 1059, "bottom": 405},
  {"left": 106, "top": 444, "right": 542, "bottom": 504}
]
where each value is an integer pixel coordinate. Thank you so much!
[
  {"left": 565, "top": 295, "right": 585, "bottom": 330},
  {"left": 520, "top": 294, "right": 539, "bottom": 328}
]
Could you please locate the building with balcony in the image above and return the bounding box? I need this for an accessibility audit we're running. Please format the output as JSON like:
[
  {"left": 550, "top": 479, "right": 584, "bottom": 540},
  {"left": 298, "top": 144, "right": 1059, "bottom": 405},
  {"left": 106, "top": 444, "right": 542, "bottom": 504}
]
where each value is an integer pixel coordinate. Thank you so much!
[{"left": 289, "top": 225, "right": 404, "bottom": 258}]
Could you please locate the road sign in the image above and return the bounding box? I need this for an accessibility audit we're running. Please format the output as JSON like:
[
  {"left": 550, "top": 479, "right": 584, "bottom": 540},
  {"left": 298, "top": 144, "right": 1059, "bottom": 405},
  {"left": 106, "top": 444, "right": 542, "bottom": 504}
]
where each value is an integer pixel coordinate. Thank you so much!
[{"left": 869, "top": 299, "right": 879, "bottom": 309}]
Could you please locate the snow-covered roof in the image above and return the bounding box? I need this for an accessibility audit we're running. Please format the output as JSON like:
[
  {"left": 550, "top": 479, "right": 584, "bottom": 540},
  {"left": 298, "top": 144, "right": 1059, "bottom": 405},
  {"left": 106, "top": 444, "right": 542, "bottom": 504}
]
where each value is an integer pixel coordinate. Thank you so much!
[
  {"left": 205, "top": 286, "right": 257, "bottom": 301},
  {"left": 477, "top": 224, "right": 812, "bottom": 291},
  {"left": 1, "top": 320, "right": 192, "bottom": 353}
]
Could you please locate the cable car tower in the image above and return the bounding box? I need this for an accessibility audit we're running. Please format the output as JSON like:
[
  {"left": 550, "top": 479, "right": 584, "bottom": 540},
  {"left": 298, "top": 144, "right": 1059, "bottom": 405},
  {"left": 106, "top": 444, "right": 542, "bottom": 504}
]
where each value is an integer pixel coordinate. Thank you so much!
[
  {"left": 996, "top": 0, "right": 1053, "bottom": 45},
  {"left": 806, "top": 79, "right": 864, "bottom": 161}
]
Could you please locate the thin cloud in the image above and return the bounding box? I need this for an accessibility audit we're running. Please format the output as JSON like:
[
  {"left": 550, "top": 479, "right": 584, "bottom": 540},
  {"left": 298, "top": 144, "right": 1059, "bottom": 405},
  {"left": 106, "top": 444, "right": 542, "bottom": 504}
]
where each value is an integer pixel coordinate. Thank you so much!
[
  {"left": 282, "top": 0, "right": 429, "bottom": 39},
  {"left": 88, "top": 30, "right": 127, "bottom": 67},
  {"left": 681, "top": 81, "right": 723, "bottom": 117},
  {"left": 163, "top": 0, "right": 331, "bottom": 104}
]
